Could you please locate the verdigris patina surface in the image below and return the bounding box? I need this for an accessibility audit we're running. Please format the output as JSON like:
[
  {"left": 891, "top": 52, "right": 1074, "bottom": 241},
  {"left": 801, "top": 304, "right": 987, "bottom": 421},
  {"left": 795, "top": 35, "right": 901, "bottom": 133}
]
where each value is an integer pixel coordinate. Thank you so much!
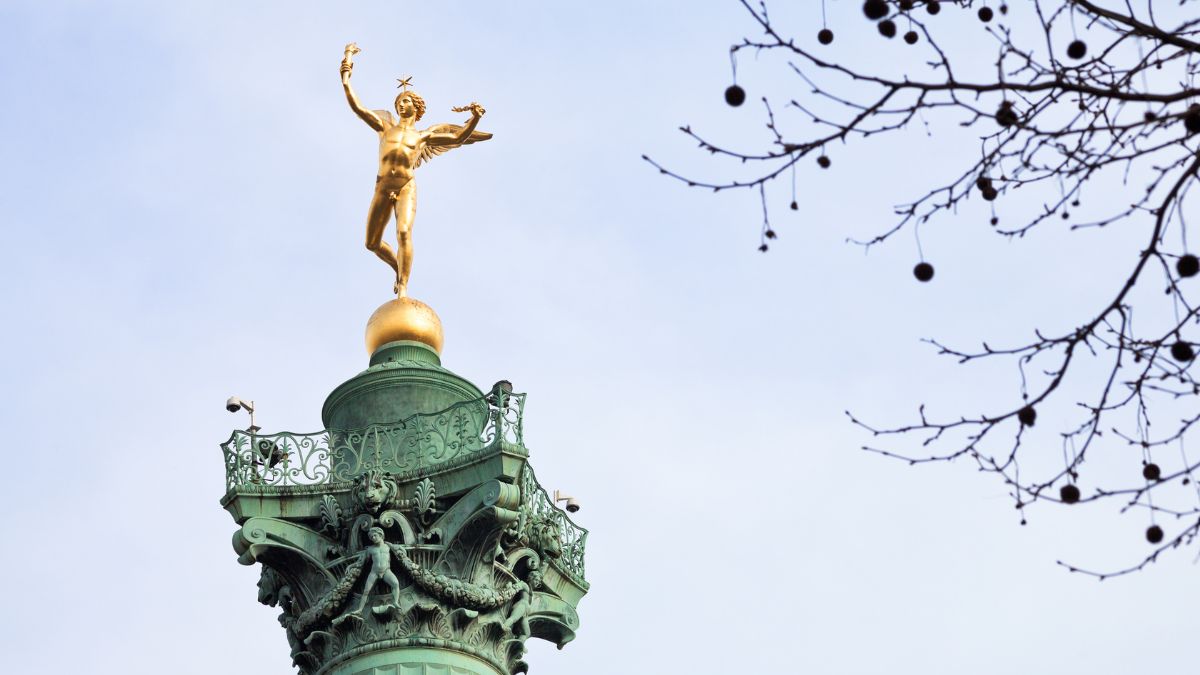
[{"left": 222, "top": 345, "right": 588, "bottom": 675}]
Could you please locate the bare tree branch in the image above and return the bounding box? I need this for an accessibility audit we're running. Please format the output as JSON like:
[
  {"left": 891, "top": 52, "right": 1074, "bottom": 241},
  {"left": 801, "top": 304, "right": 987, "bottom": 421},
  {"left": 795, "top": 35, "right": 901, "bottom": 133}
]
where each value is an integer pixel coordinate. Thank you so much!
[{"left": 651, "top": 0, "right": 1200, "bottom": 575}]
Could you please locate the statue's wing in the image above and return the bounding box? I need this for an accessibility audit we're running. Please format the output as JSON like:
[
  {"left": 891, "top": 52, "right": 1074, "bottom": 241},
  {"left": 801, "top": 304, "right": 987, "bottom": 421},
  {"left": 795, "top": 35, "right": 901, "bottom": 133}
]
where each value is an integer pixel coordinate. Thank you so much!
[
  {"left": 417, "top": 124, "right": 493, "bottom": 167},
  {"left": 372, "top": 110, "right": 396, "bottom": 127}
]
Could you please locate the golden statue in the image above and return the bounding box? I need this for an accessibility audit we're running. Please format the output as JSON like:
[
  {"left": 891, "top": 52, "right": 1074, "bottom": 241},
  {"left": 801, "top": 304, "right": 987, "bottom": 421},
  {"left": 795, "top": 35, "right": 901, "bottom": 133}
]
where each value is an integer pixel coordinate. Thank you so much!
[{"left": 340, "top": 43, "right": 491, "bottom": 298}]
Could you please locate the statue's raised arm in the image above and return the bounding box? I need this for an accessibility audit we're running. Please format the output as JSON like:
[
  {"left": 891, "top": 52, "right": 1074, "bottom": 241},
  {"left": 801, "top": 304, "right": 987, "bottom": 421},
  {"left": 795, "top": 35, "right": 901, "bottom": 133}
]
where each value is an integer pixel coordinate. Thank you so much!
[
  {"left": 340, "top": 43, "right": 385, "bottom": 132},
  {"left": 426, "top": 103, "right": 486, "bottom": 146}
]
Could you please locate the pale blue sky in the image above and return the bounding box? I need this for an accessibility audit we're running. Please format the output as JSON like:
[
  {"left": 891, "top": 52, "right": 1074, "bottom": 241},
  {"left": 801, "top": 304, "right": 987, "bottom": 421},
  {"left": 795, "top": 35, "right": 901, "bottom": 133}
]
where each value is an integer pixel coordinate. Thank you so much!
[{"left": 0, "top": 2, "right": 1193, "bottom": 673}]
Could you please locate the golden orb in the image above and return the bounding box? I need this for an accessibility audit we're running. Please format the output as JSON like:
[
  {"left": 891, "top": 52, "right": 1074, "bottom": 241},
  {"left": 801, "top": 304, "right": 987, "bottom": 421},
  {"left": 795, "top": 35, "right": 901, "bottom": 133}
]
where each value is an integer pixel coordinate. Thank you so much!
[{"left": 365, "top": 297, "right": 444, "bottom": 355}]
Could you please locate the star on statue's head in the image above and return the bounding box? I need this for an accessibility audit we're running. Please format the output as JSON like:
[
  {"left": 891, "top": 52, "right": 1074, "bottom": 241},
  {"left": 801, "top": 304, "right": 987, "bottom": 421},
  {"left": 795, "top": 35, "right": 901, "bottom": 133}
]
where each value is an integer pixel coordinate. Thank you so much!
[{"left": 396, "top": 76, "right": 414, "bottom": 91}]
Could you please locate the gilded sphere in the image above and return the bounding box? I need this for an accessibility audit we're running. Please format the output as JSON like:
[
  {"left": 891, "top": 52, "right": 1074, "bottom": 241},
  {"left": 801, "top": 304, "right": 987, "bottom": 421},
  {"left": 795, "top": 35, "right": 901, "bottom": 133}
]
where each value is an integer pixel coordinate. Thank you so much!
[{"left": 365, "top": 297, "right": 444, "bottom": 355}]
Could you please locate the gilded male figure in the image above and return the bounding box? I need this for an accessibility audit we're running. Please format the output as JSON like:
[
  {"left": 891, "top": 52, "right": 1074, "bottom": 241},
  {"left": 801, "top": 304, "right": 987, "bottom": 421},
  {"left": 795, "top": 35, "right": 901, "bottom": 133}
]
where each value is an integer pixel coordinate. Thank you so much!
[{"left": 340, "top": 43, "right": 491, "bottom": 296}]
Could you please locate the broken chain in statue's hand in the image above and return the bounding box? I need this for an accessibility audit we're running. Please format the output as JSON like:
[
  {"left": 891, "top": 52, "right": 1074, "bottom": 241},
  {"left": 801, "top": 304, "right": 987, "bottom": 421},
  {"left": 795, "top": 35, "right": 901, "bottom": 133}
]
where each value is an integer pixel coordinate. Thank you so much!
[{"left": 451, "top": 102, "right": 486, "bottom": 117}]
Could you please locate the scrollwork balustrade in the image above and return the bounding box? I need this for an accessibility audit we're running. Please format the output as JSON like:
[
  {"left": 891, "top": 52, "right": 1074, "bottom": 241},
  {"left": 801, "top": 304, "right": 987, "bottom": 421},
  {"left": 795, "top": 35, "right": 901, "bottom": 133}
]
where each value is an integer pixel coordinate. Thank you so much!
[
  {"left": 520, "top": 466, "right": 589, "bottom": 585},
  {"left": 221, "top": 392, "right": 527, "bottom": 490}
]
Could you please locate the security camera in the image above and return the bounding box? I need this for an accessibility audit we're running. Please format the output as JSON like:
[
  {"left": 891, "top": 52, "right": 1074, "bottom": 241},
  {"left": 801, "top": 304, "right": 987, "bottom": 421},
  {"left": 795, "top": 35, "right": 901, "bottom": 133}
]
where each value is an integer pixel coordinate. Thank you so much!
[
  {"left": 554, "top": 490, "right": 581, "bottom": 513},
  {"left": 226, "top": 396, "right": 259, "bottom": 433},
  {"left": 226, "top": 396, "right": 254, "bottom": 414}
]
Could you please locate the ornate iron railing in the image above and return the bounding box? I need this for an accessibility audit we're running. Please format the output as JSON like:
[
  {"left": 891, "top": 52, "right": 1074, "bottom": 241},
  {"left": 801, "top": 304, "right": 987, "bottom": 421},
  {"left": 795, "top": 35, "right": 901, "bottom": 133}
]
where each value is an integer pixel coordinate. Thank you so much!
[
  {"left": 222, "top": 391, "right": 526, "bottom": 491},
  {"left": 520, "top": 465, "right": 589, "bottom": 586}
]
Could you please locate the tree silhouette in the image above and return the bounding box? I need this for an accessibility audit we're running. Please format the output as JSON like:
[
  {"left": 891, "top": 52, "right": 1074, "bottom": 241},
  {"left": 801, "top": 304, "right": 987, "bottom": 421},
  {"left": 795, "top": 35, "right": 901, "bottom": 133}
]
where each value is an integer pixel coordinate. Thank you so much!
[{"left": 647, "top": 0, "right": 1200, "bottom": 577}]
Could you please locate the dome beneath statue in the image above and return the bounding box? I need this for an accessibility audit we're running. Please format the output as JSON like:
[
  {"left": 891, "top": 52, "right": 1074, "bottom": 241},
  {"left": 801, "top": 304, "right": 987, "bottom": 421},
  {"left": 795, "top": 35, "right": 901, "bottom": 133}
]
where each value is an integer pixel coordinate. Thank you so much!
[{"left": 365, "top": 296, "right": 444, "bottom": 355}]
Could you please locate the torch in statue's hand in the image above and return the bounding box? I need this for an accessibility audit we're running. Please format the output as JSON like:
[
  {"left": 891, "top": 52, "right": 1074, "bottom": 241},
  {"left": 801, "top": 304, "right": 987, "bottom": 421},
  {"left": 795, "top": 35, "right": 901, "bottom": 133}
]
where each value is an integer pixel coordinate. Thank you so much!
[{"left": 341, "top": 42, "right": 360, "bottom": 77}]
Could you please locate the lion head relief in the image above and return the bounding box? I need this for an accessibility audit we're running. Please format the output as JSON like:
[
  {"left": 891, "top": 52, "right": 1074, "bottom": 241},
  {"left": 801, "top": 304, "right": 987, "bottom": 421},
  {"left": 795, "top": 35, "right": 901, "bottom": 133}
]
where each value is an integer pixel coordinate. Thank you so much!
[{"left": 355, "top": 469, "right": 399, "bottom": 514}]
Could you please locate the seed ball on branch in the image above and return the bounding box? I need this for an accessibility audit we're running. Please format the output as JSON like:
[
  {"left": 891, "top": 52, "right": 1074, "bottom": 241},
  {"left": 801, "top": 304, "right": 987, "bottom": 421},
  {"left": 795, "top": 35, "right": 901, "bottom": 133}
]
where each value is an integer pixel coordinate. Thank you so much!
[
  {"left": 913, "top": 262, "right": 934, "bottom": 282},
  {"left": 818, "top": 28, "right": 834, "bottom": 44},
  {"left": 978, "top": 6, "right": 994, "bottom": 22},
  {"left": 817, "top": 155, "right": 831, "bottom": 168},
  {"left": 863, "top": 0, "right": 889, "bottom": 20},
  {"left": 1059, "top": 484, "right": 1080, "bottom": 504},
  {"left": 863, "top": 1, "right": 888, "bottom": 20},
  {"left": 1146, "top": 525, "right": 1164, "bottom": 544},
  {"left": 1142, "top": 463, "right": 1162, "bottom": 481},
  {"left": 1177, "top": 254, "right": 1199, "bottom": 278},
  {"left": 1144, "top": 110, "right": 1157, "bottom": 122},
  {"left": 926, "top": 0, "right": 941, "bottom": 14},
  {"left": 1067, "top": 40, "right": 1087, "bottom": 59},
  {"left": 790, "top": 201, "right": 798, "bottom": 211},
  {"left": 899, "top": 0, "right": 915, "bottom": 9},
  {"left": 981, "top": 186, "right": 999, "bottom": 201},
  {"left": 1185, "top": 105, "right": 1200, "bottom": 134},
  {"left": 904, "top": 30, "right": 919, "bottom": 44},
  {"left": 996, "top": 101, "right": 1019, "bottom": 127},
  {"left": 878, "top": 19, "right": 897, "bottom": 38},
  {"left": 976, "top": 176, "right": 993, "bottom": 190},
  {"left": 1170, "top": 341, "right": 1195, "bottom": 362},
  {"left": 724, "top": 84, "right": 746, "bottom": 107},
  {"left": 1017, "top": 405, "right": 1036, "bottom": 427}
]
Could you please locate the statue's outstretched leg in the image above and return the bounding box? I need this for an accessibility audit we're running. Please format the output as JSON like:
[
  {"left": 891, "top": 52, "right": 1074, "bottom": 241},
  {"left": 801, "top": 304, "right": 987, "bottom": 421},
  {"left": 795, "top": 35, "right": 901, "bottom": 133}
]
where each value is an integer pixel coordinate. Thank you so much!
[
  {"left": 349, "top": 570, "right": 380, "bottom": 617},
  {"left": 365, "top": 185, "right": 400, "bottom": 286},
  {"left": 392, "top": 181, "right": 417, "bottom": 297},
  {"left": 385, "top": 571, "right": 401, "bottom": 607}
]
